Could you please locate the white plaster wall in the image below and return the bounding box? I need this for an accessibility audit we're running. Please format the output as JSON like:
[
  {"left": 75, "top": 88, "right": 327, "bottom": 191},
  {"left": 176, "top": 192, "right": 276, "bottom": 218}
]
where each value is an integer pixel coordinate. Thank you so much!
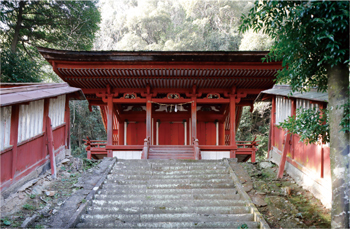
[
  {"left": 113, "top": 151, "right": 142, "bottom": 159},
  {"left": 49, "top": 95, "right": 66, "bottom": 128},
  {"left": 269, "top": 147, "right": 332, "bottom": 208},
  {"left": 0, "top": 106, "right": 12, "bottom": 151},
  {"left": 276, "top": 96, "right": 291, "bottom": 124},
  {"left": 201, "top": 151, "right": 230, "bottom": 160},
  {"left": 18, "top": 99, "right": 44, "bottom": 143}
]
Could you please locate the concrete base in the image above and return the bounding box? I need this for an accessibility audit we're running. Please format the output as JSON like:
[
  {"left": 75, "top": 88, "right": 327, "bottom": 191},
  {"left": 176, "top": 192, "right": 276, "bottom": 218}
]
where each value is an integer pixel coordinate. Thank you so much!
[{"left": 269, "top": 147, "right": 331, "bottom": 208}]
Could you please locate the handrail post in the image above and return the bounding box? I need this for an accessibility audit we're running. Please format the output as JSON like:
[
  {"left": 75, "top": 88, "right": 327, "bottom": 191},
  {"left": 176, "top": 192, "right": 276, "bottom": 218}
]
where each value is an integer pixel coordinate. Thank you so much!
[
  {"left": 84, "top": 136, "right": 92, "bottom": 159},
  {"left": 142, "top": 137, "right": 150, "bottom": 159},
  {"left": 193, "top": 138, "right": 200, "bottom": 160}
]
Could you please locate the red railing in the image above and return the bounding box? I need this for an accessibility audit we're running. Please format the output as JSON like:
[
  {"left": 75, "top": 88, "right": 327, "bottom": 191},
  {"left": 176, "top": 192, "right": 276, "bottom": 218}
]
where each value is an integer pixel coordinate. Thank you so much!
[{"left": 83, "top": 137, "right": 107, "bottom": 159}]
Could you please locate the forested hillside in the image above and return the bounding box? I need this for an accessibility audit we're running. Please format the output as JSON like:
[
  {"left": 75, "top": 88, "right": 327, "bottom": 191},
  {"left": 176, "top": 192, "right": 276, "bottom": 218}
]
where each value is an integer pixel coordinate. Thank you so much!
[{"left": 94, "top": 0, "right": 273, "bottom": 52}]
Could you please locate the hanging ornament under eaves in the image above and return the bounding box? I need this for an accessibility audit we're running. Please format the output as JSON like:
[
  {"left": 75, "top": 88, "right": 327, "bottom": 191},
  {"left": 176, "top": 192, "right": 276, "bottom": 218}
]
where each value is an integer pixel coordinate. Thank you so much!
[{"left": 175, "top": 104, "right": 178, "bottom": 112}]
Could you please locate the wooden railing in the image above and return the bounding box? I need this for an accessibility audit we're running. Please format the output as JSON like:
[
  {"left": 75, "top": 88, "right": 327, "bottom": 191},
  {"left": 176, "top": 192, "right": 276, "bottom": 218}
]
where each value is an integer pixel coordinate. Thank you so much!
[{"left": 83, "top": 137, "right": 107, "bottom": 159}]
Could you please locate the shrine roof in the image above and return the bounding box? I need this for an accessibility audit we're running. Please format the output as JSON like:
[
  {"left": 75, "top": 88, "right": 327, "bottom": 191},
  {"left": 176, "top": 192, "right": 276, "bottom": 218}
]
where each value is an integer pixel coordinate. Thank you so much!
[
  {"left": 0, "top": 82, "right": 85, "bottom": 107},
  {"left": 38, "top": 47, "right": 283, "bottom": 90},
  {"left": 38, "top": 47, "right": 272, "bottom": 62}
]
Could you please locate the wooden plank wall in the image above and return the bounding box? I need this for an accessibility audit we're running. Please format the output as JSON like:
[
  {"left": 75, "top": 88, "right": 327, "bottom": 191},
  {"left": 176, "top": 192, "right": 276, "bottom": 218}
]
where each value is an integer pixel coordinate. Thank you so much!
[{"left": 1, "top": 95, "right": 69, "bottom": 191}]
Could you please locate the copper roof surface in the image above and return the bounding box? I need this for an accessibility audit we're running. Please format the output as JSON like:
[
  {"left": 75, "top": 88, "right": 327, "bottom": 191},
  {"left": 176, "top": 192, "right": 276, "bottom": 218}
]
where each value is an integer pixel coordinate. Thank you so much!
[{"left": 0, "top": 83, "right": 85, "bottom": 107}]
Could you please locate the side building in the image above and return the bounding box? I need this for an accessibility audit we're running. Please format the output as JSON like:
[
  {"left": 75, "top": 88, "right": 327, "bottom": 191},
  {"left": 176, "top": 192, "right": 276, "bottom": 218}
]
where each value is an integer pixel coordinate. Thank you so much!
[
  {"left": 256, "top": 85, "right": 331, "bottom": 208},
  {"left": 0, "top": 83, "right": 84, "bottom": 196}
]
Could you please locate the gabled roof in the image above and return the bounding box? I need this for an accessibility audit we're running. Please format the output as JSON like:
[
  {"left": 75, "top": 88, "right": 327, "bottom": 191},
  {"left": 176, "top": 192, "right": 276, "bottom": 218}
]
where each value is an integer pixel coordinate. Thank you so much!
[
  {"left": 255, "top": 85, "right": 328, "bottom": 103},
  {"left": 0, "top": 82, "right": 85, "bottom": 107}
]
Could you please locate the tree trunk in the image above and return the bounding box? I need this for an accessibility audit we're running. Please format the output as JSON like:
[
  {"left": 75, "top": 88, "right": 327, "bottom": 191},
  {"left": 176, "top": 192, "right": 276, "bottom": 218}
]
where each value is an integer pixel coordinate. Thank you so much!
[
  {"left": 328, "top": 63, "right": 350, "bottom": 228},
  {"left": 11, "top": 1, "right": 25, "bottom": 53}
]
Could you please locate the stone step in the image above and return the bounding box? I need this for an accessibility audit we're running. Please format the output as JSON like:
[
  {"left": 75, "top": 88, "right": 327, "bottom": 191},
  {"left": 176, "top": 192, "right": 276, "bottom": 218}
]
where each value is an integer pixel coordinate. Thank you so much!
[
  {"left": 148, "top": 155, "right": 194, "bottom": 159},
  {"left": 116, "top": 159, "right": 223, "bottom": 166},
  {"left": 101, "top": 182, "right": 235, "bottom": 190},
  {"left": 94, "top": 193, "right": 242, "bottom": 201},
  {"left": 149, "top": 149, "right": 194, "bottom": 153},
  {"left": 91, "top": 199, "right": 247, "bottom": 207},
  {"left": 97, "top": 187, "right": 238, "bottom": 195},
  {"left": 106, "top": 178, "right": 234, "bottom": 185},
  {"left": 110, "top": 169, "right": 228, "bottom": 175},
  {"left": 107, "top": 173, "right": 231, "bottom": 180},
  {"left": 80, "top": 213, "right": 254, "bottom": 223},
  {"left": 112, "top": 165, "right": 227, "bottom": 171},
  {"left": 86, "top": 205, "right": 250, "bottom": 215},
  {"left": 76, "top": 220, "right": 259, "bottom": 228}
]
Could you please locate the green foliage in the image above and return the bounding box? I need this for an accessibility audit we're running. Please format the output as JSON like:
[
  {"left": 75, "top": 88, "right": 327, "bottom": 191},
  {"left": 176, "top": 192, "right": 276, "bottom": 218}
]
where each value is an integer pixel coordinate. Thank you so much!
[
  {"left": 95, "top": 0, "right": 252, "bottom": 51},
  {"left": 23, "top": 204, "right": 35, "bottom": 210},
  {"left": 82, "top": 158, "right": 100, "bottom": 170},
  {"left": 70, "top": 101, "right": 106, "bottom": 157},
  {"left": 1, "top": 218, "right": 11, "bottom": 226},
  {"left": 237, "top": 103, "right": 271, "bottom": 161},
  {"left": 278, "top": 108, "right": 329, "bottom": 144},
  {"left": 1, "top": 49, "right": 41, "bottom": 82},
  {"left": 1, "top": 0, "right": 101, "bottom": 82},
  {"left": 240, "top": 1, "right": 349, "bottom": 93}
]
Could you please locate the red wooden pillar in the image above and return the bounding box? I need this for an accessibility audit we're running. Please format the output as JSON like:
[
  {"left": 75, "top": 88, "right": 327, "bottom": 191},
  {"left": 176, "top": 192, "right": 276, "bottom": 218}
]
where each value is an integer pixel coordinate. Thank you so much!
[
  {"left": 119, "top": 121, "right": 124, "bottom": 145},
  {"left": 106, "top": 96, "right": 113, "bottom": 157},
  {"left": 42, "top": 99, "right": 50, "bottom": 159},
  {"left": 46, "top": 117, "right": 56, "bottom": 179},
  {"left": 191, "top": 96, "right": 197, "bottom": 144},
  {"left": 219, "top": 122, "right": 225, "bottom": 145},
  {"left": 10, "top": 105, "right": 19, "bottom": 181},
  {"left": 290, "top": 99, "right": 296, "bottom": 159},
  {"left": 229, "top": 95, "right": 237, "bottom": 158},
  {"left": 146, "top": 96, "right": 152, "bottom": 142},
  {"left": 269, "top": 97, "right": 276, "bottom": 154},
  {"left": 64, "top": 94, "right": 70, "bottom": 149}
]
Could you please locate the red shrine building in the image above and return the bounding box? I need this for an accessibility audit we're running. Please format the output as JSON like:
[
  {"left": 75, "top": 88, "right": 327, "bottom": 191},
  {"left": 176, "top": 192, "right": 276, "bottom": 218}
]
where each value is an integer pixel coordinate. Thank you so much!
[{"left": 39, "top": 48, "right": 282, "bottom": 162}]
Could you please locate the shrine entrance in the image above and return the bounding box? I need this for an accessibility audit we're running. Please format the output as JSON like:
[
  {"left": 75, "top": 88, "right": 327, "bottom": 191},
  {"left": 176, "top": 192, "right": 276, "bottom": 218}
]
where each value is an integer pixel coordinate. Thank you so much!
[
  {"left": 39, "top": 47, "right": 283, "bottom": 161},
  {"left": 158, "top": 121, "right": 185, "bottom": 145}
]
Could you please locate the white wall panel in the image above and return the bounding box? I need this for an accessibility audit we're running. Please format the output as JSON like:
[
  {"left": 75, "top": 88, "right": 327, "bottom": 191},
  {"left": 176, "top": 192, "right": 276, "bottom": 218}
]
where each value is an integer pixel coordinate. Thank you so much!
[
  {"left": 18, "top": 100, "right": 44, "bottom": 143},
  {"left": 0, "top": 106, "right": 12, "bottom": 151},
  {"left": 201, "top": 151, "right": 230, "bottom": 160},
  {"left": 49, "top": 95, "right": 66, "bottom": 128},
  {"left": 275, "top": 96, "right": 292, "bottom": 124},
  {"left": 113, "top": 151, "right": 142, "bottom": 159}
]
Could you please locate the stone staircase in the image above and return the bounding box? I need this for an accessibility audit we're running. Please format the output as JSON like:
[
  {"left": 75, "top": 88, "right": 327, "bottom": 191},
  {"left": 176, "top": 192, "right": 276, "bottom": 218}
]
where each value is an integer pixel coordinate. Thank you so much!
[
  {"left": 76, "top": 159, "right": 264, "bottom": 228},
  {"left": 148, "top": 146, "right": 194, "bottom": 159}
]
